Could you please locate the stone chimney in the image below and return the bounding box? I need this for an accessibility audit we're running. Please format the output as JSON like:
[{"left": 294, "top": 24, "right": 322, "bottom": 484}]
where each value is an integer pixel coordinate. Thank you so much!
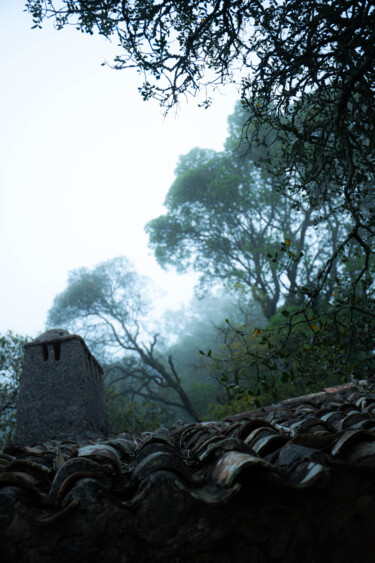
[{"left": 14, "top": 329, "right": 107, "bottom": 445}]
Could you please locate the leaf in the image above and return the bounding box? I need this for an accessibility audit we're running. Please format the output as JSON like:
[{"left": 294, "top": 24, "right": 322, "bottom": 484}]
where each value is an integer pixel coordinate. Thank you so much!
[
  {"left": 281, "top": 371, "right": 289, "bottom": 383},
  {"left": 285, "top": 239, "right": 290, "bottom": 246}
]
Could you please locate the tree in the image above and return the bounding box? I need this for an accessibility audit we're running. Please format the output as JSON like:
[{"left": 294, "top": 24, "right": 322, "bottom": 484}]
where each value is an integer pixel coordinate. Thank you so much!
[
  {"left": 157, "top": 288, "right": 265, "bottom": 418},
  {"left": 105, "top": 378, "right": 167, "bottom": 433},
  {"left": 0, "top": 331, "right": 32, "bottom": 442},
  {"left": 146, "top": 102, "right": 349, "bottom": 320},
  {"left": 29, "top": 1, "right": 375, "bottom": 385},
  {"left": 26, "top": 0, "right": 251, "bottom": 109},
  {"left": 26, "top": 0, "right": 375, "bottom": 277},
  {"left": 146, "top": 97, "right": 374, "bottom": 396},
  {"left": 46, "top": 256, "right": 201, "bottom": 422}
]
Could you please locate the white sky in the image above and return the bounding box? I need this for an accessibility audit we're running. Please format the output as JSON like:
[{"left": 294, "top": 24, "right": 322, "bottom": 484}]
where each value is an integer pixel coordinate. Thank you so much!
[{"left": 0, "top": 2, "right": 240, "bottom": 340}]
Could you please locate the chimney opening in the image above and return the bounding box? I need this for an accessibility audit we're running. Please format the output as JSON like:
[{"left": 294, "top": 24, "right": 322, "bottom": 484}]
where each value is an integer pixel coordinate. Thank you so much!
[
  {"left": 42, "top": 344, "right": 48, "bottom": 361},
  {"left": 54, "top": 342, "right": 61, "bottom": 361}
]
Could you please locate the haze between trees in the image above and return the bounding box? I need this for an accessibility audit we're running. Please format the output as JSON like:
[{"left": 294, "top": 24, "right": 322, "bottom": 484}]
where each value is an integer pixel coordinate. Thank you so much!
[{"left": 1, "top": 0, "right": 373, "bottom": 435}]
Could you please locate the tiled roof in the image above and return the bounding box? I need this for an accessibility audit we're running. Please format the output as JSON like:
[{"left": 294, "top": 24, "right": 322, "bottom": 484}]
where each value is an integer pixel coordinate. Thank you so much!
[{"left": 2, "top": 382, "right": 375, "bottom": 562}]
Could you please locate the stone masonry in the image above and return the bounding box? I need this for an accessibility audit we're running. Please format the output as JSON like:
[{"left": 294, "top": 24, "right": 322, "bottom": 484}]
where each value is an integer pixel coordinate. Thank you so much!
[{"left": 14, "top": 329, "right": 107, "bottom": 445}]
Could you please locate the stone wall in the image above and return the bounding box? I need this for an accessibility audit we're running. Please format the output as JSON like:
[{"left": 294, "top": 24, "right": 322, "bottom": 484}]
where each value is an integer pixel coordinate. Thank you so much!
[{"left": 14, "top": 329, "right": 107, "bottom": 445}]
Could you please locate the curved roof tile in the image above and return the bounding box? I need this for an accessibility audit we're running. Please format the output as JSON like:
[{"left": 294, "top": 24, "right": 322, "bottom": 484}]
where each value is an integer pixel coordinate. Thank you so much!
[{"left": 2, "top": 382, "right": 375, "bottom": 561}]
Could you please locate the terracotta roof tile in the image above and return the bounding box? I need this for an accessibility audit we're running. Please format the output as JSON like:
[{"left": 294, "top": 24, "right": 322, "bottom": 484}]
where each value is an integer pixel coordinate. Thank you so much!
[{"left": 2, "top": 383, "right": 375, "bottom": 561}]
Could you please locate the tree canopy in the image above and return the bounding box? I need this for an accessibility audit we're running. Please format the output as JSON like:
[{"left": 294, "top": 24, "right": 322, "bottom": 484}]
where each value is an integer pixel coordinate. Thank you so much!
[
  {"left": 27, "top": 1, "right": 375, "bottom": 386},
  {"left": 26, "top": 1, "right": 375, "bottom": 114},
  {"left": 146, "top": 101, "right": 351, "bottom": 320},
  {"left": 147, "top": 100, "right": 375, "bottom": 391},
  {"left": 26, "top": 0, "right": 375, "bottom": 299}
]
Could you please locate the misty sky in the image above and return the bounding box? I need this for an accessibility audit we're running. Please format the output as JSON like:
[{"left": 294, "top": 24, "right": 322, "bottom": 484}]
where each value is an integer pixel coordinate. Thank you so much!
[{"left": 0, "top": 3, "right": 240, "bottom": 339}]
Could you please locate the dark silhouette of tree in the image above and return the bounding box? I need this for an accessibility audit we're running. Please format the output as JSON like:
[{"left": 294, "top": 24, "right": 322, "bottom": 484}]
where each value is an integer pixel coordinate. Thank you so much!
[{"left": 46, "top": 257, "right": 201, "bottom": 421}]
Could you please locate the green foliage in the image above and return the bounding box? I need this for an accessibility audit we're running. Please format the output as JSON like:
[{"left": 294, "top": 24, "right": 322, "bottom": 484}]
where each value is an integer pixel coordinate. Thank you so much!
[
  {"left": 200, "top": 290, "right": 375, "bottom": 410},
  {"left": 147, "top": 93, "right": 374, "bottom": 396},
  {"left": 181, "top": 378, "right": 218, "bottom": 419},
  {"left": 27, "top": 1, "right": 375, "bottom": 317},
  {"left": 0, "top": 331, "right": 32, "bottom": 443},
  {"left": 106, "top": 388, "right": 164, "bottom": 433},
  {"left": 27, "top": 0, "right": 375, "bottom": 412},
  {"left": 203, "top": 394, "right": 255, "bottom": 421},
  {"left": 157, "top": 289, "right": 266, "bottom": 419},
  {"left": 146, "top": 102, "right": 349, "bottom": 322},
  {"left": 203, "top": 380, "right": 299, "bottom": 421}
]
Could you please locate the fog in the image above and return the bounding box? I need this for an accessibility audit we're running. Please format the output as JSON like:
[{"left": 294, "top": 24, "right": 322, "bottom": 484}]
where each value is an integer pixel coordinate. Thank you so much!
[{"left": 0, "top": 3, "right": 239, "bottom": 339}]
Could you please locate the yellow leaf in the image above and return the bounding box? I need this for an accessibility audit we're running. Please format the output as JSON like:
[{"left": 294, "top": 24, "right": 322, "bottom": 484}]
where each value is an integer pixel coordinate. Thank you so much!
[
  {"left": 311, "top": 325, "right": 319, "bottom": 331},
  {"left": 285, "top": 239, "right": 290, "bottom": 246}
]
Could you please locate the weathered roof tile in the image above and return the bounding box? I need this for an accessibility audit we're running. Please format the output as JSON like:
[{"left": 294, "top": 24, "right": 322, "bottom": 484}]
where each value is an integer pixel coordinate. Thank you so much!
[{"left": 3, "top": 382, "right": 375, "bottom": 561}]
